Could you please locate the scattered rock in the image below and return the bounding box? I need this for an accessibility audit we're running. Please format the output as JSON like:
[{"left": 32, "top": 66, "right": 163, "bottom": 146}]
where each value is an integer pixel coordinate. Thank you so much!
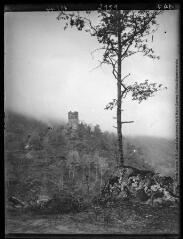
[{"left": 8, "top": 196, "right": 27, "bottom": 208}]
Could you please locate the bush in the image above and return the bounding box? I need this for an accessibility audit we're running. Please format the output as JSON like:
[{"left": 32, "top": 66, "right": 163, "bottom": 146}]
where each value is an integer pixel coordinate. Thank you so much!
[{"left": 32, "top": 191, "right": 83, "bottom": 214}]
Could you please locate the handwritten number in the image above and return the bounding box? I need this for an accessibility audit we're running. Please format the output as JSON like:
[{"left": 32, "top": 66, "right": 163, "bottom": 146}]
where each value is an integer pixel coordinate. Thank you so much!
[{"left": 157, "top": 3, "right": 174, "bottom": 10}]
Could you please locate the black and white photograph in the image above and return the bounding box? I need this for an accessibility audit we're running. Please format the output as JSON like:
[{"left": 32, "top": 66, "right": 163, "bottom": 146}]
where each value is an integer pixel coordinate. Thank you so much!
[{"left": 4, "top": 3, "right": 180, "bottom": 235}]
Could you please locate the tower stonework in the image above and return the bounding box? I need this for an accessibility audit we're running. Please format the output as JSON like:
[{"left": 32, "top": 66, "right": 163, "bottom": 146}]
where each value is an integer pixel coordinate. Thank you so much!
[{"left": 68, "top": 111, "right": 79, "bottom": 130}]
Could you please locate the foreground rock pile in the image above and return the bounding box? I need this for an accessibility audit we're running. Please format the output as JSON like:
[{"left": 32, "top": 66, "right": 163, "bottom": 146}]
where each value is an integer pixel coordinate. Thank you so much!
[{"left": 99, "top": 167, "right": 179, "bottom": 207}]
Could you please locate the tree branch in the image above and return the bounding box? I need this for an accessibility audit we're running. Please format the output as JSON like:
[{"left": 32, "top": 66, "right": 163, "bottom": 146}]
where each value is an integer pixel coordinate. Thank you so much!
[
  {"left": 121, "top": 12, "right": 160, "bottom": 58},
  {"left": 80, "top": 15, "right": 98, "bottom": 35},
  {"left": 89, "top": 60, "right": 104, "bottom": 72},
  {"left": 90, "top": 47, "right": 106, "bottom": 59},
  {"left": 107, "top": 55, "right": 118, "bottom": 79},
  {"left": 121, "top": 73, "right": 131, "bottom": 82},
  {"left": 121, "top": 121, "right": 134, "bottom": 124}
]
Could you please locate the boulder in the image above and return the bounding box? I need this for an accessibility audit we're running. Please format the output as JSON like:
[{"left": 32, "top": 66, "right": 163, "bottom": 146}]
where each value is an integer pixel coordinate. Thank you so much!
[{"left": 100, "top": 166, "right": 178, "bottom": 207}]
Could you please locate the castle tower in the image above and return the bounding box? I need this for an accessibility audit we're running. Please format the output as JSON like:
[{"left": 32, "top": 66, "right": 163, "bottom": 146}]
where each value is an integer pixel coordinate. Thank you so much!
[{"left": 68, "top": 111, "right": 79, "bottom": 130}]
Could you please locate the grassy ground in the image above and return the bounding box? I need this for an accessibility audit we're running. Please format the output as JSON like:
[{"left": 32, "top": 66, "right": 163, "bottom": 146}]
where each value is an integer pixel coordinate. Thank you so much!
[{"left": 5, "top": 202, "right": 179, "bottom": 234}]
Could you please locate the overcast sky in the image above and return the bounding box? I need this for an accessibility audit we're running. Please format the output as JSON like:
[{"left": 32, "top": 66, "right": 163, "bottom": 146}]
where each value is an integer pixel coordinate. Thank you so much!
[{"left": 4, "top": 10, "right": 179, "bottom": 138}]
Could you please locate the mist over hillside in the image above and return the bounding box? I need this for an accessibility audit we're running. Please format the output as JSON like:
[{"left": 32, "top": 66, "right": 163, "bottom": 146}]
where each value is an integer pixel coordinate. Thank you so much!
[
  {"left": 5, "top": 109, "right": 67, "bottom": 128},
  {"left": 125, "top": 136, "right": 176, "bottom": 176},
  {"left": 5, "top": 110, "right": 176, "bottom": 177}
]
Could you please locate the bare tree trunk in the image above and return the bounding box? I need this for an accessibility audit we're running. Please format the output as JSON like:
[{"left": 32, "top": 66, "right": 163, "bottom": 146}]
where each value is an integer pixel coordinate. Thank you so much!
[
  {"left": 88, "top": 163, "right": 90, "bottom": 183},
  {"left": 100, "top": 168, "right": 103, "bottom": 195},
  {"left": 86, "top": 175, "right": 89, "bottom": 195},
  {"left": 69, "top": 168, "right": 71, "bottom": 179},
  {"left": 73, "top": 167, "right": 75, "bottom": 179},
  {"left": 83, "top": 165, "right": 85, "bottom": 183},
  {"left": 61, "top": 173, "right": 64, "bottom": 190},
  {"left": 88, "top": 163, "right": 91, "bottom": 195},
  {"left": 117, "top": 16, "right": 123, "bottom": 167}
]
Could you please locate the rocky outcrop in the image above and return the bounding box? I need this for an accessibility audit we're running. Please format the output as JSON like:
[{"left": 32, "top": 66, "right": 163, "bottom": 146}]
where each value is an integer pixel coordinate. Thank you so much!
[{"left": 100, "top": 167, "right": 179, "bottom": 207}]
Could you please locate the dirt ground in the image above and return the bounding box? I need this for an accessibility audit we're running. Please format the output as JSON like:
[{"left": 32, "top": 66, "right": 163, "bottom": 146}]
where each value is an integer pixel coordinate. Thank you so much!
[{"left": 5, "top": 202, "right": 179, "bottom": 234}]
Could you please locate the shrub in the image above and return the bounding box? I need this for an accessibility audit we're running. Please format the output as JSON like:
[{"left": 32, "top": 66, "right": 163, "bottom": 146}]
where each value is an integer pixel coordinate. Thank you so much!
[{"left": 34, "top": 191, "right": 83, "bottom": 214}]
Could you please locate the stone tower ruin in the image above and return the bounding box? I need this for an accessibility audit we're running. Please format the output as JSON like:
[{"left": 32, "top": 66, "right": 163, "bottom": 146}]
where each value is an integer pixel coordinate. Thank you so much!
[{"left": 68, "top": 111, "right": 79, "bottom": 130}]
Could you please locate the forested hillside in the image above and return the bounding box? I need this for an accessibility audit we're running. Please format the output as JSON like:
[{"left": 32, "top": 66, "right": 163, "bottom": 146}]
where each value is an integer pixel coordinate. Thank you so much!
[
  {"left": 4, "top": 111, "right": 176, "bottom": 203},
  {"left": 127, "top": 136, "right": 176, "bottom": 177}
]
